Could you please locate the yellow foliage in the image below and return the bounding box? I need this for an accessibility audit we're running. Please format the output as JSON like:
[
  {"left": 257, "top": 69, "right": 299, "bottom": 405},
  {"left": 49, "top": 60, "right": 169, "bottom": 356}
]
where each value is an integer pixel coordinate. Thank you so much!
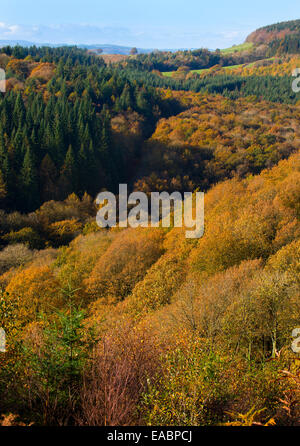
[
  {"left": 123, "top": 252, "right": 187, "bottom": 317},
  {"left": 49, "top": 219, "right": 83, "bottom": 245},
  {"left": 85, "top": 228, "right": 165, "bottom": 303},
  {"left": 6, "top": 265, "right": 61, "bottom": 322}
]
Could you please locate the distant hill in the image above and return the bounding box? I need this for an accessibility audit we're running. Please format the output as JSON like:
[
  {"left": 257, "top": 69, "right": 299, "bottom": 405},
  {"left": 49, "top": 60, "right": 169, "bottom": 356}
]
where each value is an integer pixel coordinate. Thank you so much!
[
  {"left": 246, "top": 19, "right": 300, "bottom": 44},
  {"left": 79, "top": 44, "right": 154, "bottom": 55},
  {"left": 0, "top": 40, "right": 181, "bottom": 55}
]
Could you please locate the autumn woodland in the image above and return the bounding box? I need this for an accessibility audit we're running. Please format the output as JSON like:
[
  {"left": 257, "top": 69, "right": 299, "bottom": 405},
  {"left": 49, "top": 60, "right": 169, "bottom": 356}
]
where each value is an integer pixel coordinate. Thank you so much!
[{"left": 0, "top": 18, "right": 299, "bottom": 427}]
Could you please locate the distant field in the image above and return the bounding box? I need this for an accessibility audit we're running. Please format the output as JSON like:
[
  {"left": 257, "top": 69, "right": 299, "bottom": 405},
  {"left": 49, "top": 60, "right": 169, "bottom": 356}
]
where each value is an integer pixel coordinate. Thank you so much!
[
  {"left": 161, "top": 57, "right": 281, "bottom": 77},
  {"left": 223, "top": 64, "right": 244, "bottom": 70},
  {"left": 162, "top": 64, "right": 244, "bottom": 77},
  {"left": 221, "top": 42, "right": 254, "bottom": 54},
  {"left": 162, "top": 67, "right": 212, "bottom": 77}
]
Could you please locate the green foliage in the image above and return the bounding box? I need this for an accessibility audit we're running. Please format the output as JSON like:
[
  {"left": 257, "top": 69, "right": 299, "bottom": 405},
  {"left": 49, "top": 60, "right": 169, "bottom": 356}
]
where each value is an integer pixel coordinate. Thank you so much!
[
  {"left": 18, "top": 285, "right": 96, "bottom": 425},
  {"left": 2, "top": 227, "right": 43, "bottom": 250},
  {"left": 141, "top": 342, "right": 232, "bottom": 426},
  {"left": 0, "top": 49, "right": 170, "bottom": 212}
]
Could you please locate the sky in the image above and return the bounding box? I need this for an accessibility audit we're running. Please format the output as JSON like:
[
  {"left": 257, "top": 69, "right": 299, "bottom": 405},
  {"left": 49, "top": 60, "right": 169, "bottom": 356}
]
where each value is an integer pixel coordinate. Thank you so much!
[{"left": 0, "top": 0, "right": 299, "bottom": 49}]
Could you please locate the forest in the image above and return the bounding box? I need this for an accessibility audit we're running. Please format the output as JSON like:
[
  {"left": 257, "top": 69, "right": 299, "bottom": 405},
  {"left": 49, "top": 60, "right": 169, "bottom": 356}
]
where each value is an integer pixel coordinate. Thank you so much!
[{"left": 0, "top": 19, "right": 299, "bottom": 427}]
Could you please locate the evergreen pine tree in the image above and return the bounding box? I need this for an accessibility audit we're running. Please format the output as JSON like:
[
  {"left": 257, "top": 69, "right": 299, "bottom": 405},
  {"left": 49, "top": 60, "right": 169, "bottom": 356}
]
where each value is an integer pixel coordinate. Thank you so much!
[
  {"left": 13, "top": 92, "right": 25, "bottom": 128},
  {"left": 39, "top": 154, "right": 58, "bottom": 202},
  {"left": 20, "top": 145, "right": 39, "bottom": 211},
  {"left": 60, "top": 145, "right": 78, "bottom": 195}
]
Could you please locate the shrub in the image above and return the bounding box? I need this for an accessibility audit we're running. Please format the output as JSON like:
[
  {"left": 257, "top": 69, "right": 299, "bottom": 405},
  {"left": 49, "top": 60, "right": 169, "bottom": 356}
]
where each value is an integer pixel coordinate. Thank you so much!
[
  {"left": 79, "top": 322, "right": 160, "bottom": 426},
  {"left": 2, "top": 227, "right": 44, "bottom": 250},
  {"left": 0, "top": 244, "right": 33, "bottom": 274},
  {"left": 48, "top": 219, "right": 83, "bottom": 246}
]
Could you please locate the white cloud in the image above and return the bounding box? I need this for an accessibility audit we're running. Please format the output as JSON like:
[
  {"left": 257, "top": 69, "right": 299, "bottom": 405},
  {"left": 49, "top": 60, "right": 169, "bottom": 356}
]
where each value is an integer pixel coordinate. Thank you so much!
[{"left": 0, "top": 22, "right": 23, "bottom": 37}]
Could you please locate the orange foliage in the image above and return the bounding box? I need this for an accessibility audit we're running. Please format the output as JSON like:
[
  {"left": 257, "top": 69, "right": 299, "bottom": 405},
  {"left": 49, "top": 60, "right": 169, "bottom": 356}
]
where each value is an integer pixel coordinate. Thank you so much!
[{"left": 29, "top": 62, "right": 55, "bottom": 82}]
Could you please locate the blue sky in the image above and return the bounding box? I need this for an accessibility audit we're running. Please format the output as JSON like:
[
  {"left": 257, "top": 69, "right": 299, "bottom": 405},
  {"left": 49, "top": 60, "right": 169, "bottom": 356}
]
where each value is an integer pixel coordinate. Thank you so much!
[{"left": 0, "top": 0, "right": 299, "bottom": 48}]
